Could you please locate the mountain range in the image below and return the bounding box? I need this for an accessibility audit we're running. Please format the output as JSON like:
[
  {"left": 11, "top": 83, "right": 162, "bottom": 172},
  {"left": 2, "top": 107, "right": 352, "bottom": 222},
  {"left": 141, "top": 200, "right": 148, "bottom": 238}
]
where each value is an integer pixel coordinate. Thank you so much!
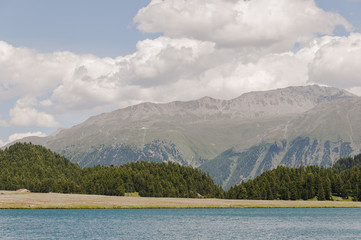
[{"left": 13, "top": 85, "right": 360, "bottom": 189}]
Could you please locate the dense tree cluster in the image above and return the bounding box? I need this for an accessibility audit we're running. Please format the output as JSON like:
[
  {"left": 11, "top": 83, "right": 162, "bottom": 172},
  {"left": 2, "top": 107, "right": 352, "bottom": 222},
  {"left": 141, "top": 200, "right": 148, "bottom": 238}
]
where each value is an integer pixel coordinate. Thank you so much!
[
  {"left": 0, "top": 143, "right": 223, "bottom": 198},
  {"left": 82, "top": 162, "right": 224, "bottom": 198},
  {"left": 0, "top": 143, "right": 83, "bottom": 193},
  {"left": 227, "top": 154, "right": 361, "bottom": 201},
  {"left": 332, "top": 154, "right": 361, "bottom": 173}
]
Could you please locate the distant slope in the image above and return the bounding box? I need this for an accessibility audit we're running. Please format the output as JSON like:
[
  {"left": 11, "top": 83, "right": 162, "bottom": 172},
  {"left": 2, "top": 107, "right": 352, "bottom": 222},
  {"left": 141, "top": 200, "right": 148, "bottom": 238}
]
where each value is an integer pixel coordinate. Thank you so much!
[{"left": 14, "top": 85, "right": 353, "bottom": 169}]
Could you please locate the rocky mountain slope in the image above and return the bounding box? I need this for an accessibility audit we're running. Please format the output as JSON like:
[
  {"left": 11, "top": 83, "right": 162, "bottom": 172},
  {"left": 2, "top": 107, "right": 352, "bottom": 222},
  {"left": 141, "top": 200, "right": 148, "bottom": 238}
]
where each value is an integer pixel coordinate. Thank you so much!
[
  {"left": 200, "top": 97, "right": 361, "bottom": 189},
  {"left": 12, "top": 85, "right": 359, "bottom": 188}
]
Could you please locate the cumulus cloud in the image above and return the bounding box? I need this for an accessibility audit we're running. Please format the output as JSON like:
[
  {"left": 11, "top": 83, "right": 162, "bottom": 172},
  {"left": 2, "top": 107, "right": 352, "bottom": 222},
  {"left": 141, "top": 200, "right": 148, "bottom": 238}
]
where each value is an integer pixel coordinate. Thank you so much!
[
  {"left": 124, "top": 37, "right": 217, "bottom": 86},
  {"left": 0, "top": 41, "right": 121, "bottom": 112},
  {"left": 200, "top": 52, "right": 309, "bottom": 97},
  {"left": 309, "top": 33, "right": 361, "bottom": 89},
  {"left": 135, "top": 0, "right": 352, "bottom": 51},
  {"left": 49, "top": 37, "right": 221, "bottom": 106},
  {"left": 8, "top": 96, "right": 59, "bottom": 127},
  {"left": 0, "top": 41, "right": 71, "bottom": 99}
]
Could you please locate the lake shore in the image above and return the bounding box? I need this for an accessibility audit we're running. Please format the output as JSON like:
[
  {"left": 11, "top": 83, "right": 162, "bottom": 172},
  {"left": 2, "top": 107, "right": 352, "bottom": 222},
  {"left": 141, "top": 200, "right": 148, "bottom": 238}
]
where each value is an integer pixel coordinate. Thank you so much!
[{"left": 1, "top": 191, "right": 361, "bottom": 209}]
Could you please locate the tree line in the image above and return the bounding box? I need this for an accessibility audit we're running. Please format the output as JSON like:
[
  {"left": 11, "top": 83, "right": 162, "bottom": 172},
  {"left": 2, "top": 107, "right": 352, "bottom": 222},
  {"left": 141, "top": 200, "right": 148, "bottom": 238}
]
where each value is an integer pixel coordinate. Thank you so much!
[{"left": 227, "top": 154, "right": 361, "bottom": 201}]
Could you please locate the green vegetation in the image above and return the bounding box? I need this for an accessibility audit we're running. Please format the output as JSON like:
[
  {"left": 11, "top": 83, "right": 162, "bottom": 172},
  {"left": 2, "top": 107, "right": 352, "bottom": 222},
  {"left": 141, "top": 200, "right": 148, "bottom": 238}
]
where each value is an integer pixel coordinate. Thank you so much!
[
  {"left": 3, "top": 142, "right": 361, "bottom": 202},
  {"left": 124, "top": 192, "right": 140, "bottom": 197},
  {"left": 227, "top": 154, "right": 361, "bottom": 201},
  {"left": 0, "top": 143, "right": 223, "bottom": 198},
  {"left": 332, "top": 154, "right": 361, "bottom": 172}
]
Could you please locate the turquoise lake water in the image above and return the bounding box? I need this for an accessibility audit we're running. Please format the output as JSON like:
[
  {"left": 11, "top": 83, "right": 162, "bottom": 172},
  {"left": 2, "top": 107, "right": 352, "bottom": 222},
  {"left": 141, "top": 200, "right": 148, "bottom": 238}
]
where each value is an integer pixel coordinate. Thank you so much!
[{"left": 1, "top": 208, "right": 361, "bottom": 239}]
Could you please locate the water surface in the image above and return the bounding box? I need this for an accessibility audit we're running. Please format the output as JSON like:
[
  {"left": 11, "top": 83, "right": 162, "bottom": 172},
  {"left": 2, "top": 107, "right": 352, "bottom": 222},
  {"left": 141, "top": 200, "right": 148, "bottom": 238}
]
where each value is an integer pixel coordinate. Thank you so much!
[{"left": 1, "top": 208, "right": 360, "bottom": 239}]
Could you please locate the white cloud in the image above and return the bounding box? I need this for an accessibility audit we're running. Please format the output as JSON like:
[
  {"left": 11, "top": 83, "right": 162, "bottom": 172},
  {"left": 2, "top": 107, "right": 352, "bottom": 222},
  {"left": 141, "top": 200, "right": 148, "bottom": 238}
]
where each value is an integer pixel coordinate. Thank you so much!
[
  {"left": 309, "top": 33, "right": 361, "bottom": 89},
  {"left": 202, "top": 52, "right": 309, "bottom": 96},
  {"left": 126, "top": 37, "right": 217, "bottom": 86},
  {"left": 135, "top": 0, "right": 352, "bottom": 51},
  {"left": 49, "top": 37, "right": 220, "bottom": 107},
  {"left": 8, "top": 96, "right": 59, "bottom": 127},
  {"left": 40, "top": 99, "right": 53, "bottom": 107},
  {"left": 0, "top": 40, "right": 119, "bottom": 101},
  {"left": 0, "top": 41, "right": 70, "bottom": 99},
  {"left": 0, "top": 40, "right": 122, "bottom": 113}
]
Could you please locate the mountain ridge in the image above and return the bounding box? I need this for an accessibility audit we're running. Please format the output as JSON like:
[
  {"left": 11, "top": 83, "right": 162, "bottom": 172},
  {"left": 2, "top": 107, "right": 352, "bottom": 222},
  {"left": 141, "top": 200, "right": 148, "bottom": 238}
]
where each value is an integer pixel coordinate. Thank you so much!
[
  {"left": 9, "top": 85, "right": 359, "bottom": 188},
  {"left": 83, "top": 84, "right": 354, "bottom": 122}
]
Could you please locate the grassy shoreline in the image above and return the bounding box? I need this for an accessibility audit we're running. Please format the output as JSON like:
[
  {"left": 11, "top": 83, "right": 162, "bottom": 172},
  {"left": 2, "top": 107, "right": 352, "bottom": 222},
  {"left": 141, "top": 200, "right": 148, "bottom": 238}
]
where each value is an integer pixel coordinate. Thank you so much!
[{"left": 2, "top": 191, "right": 361, "bottom": 209}]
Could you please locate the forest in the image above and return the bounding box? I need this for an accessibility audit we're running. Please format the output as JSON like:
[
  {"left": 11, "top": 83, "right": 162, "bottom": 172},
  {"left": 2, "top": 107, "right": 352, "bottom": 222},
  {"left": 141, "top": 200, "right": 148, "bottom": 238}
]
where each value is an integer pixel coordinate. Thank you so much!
[
  {"left": 227, "top": 155, "right": 361, "bottom": 201},
  {"left": 2, "top": 142, "right": 361, "bottom": 201},
  {"left": 0, "top": 143, "right": 223, "bottom": 198}
]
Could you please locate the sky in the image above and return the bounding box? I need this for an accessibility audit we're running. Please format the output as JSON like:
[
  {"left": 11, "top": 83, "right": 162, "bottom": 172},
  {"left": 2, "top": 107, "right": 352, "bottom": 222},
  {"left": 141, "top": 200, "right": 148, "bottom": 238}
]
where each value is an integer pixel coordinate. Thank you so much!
[{"left": 0, "top": 0, "right": 361, "bottom": 146}]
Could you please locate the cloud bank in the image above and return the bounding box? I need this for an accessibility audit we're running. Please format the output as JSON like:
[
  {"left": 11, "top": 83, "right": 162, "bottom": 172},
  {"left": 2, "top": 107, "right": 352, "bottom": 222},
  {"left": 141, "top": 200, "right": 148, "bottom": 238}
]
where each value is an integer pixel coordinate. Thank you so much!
[{"left": 0, "top": 0, "right": 360, "bottom": 138}]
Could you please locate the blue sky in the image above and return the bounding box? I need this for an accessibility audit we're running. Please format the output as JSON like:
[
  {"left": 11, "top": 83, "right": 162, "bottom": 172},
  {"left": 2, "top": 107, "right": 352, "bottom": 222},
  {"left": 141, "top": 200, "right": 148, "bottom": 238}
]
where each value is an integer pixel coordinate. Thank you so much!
[
  {"left": 0, "top": 0, "right": 361, "bottom": 145},
  {"left": 317, "top": 0, "right": 361, "bottom": 31},
  {"left": 0, "top": 1, "right": 154, "bottom": 57}
]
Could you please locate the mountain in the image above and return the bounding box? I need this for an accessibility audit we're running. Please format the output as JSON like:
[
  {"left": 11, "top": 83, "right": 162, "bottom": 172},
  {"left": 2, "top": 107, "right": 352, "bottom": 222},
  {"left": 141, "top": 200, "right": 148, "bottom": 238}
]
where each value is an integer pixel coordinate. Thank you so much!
[
  {"left": 200, "top": 97, "right": 361, "bottom": 189},
  {"left": 12, "top": 85, "right": 358, "bottom": 188}
]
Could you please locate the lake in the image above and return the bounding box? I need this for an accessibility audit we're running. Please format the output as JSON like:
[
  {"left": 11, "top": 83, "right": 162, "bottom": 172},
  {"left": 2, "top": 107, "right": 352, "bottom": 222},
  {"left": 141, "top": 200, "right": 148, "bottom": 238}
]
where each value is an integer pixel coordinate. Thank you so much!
[{"left": 1, "top": 208, "right": 361, "bottom": 239}]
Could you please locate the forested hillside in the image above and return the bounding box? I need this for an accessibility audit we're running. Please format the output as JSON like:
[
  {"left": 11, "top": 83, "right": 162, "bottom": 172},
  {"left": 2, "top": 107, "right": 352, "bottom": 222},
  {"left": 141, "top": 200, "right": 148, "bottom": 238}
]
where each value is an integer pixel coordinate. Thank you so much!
[
  {"left": 0, "top": 143, "right": 223, "bottom": 198},
  {"left": 227, "top": 154, "right": 361, "bottom": 201},
  {"left": 4, "top": 142, "right": 361, "bottom": 201}
]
